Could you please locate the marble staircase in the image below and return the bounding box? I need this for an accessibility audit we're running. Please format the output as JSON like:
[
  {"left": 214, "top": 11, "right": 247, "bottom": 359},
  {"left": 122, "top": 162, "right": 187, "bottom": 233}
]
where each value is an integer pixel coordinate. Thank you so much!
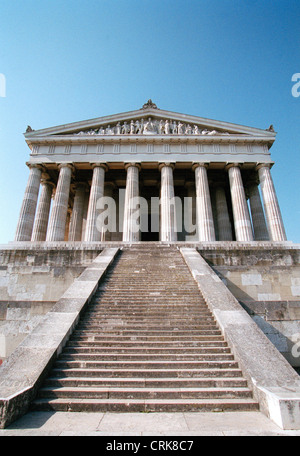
[{"left": 32, "top": 245, "right": 259, "bottom": 412}]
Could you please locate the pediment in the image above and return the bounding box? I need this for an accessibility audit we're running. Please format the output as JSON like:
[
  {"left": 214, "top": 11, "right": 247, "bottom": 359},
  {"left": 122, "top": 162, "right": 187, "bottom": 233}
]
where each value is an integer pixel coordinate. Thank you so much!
[{"left": 24, "top": 101, "right": 276, "bottom": 140}]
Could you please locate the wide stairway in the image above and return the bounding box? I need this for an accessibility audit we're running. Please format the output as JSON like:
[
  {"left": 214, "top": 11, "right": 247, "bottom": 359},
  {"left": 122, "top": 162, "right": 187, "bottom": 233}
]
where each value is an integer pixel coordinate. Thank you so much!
[{"left": 32, "top": 246, "right": 259, "bottom": 412}]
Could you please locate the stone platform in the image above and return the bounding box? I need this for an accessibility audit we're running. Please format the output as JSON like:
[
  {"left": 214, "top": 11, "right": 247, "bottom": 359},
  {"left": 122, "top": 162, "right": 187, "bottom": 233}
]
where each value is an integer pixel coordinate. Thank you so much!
[{"left": 0, "top": 241, "right": 299, "bottom": 429}]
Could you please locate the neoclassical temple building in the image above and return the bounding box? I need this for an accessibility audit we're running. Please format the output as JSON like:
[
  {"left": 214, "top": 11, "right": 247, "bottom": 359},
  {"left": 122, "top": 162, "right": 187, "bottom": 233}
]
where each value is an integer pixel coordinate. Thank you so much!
[
  {"left": 2, "top": 101, "right": 300, "bottom": 431},
  {"left": 15, "top": 100, "right": 286, "bottom": 245}
]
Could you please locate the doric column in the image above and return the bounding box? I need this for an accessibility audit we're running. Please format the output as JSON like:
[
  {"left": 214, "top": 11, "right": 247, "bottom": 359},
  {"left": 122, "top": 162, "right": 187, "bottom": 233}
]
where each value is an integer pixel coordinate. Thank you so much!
[
  {"left": 123, "top": 164, "right": 141, "bottom": 242},
  {"left": 15, "top": 163, "right": 43, "bottom": 241},
  {"left": 81, "top": 188, "right": 90, "bottom": 241},
  {"left": 193, "top": 163, "right": 215, "bottom": 241},
  {"left": 159, "top": 163, "right": 177, "bottom": 242},
  {"left": 226, "top": 164, "right": 253, "bottom": 241},
  {"left": 104, "top": 182, "right": 115, "bottom": 241},
  {"left": 256, "top": 164, "right": 287, "bottom": 241},
  {"left": 247, "top": 180, "right": 269, "bottom": 241},
  {"left": 184, "top": 181, "right": 196, "bottom": 239},
  {"left": 31, "top": 179, "right": 54, "bottom": 241},
  {"left": 46, "top": 163, "right": 74, "bottom": 241},
  {"left": 64, "top": 209, "right": 71, "bottom": 241},
  {"left": 84, "top": 163, "right": 107, "bottom": 242},
  {"left": 68, "top": 183, "right": 87, "bottom": 241},
  {"left": 215, "top": 186, "right": 233, "bottom": 241}
]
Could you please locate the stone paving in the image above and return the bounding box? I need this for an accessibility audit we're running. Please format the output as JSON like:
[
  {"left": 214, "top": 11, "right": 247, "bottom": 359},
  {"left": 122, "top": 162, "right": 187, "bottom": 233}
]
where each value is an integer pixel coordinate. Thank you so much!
[{"left": 1, "top": 410, "right": 300, "bottom": 436}]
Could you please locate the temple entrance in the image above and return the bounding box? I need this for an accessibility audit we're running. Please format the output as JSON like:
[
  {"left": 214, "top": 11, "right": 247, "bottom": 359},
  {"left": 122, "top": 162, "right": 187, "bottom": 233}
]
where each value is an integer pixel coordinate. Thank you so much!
[
  {"left": 141, "top": 213, "right": 159, "bottom": 241},
  {"left": 140, "top": 186, "right": 160, "bottom": 241}
]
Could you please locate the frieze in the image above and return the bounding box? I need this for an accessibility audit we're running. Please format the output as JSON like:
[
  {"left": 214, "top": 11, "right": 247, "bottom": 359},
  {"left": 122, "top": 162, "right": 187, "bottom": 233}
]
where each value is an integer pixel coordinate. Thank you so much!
[{"left": 74, "top": 117, "right": 231, "bottom": 137}]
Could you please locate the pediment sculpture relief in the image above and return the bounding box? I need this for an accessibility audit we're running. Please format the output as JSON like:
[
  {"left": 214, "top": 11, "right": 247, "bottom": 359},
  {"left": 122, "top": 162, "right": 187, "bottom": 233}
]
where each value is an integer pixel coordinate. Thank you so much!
[{"left": 74, "top": 117, "right": 230, "bottom": 136}]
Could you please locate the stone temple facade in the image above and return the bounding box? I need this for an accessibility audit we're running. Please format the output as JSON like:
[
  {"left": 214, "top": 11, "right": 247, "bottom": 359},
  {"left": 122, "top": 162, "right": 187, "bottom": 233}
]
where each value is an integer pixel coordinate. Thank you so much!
[
  {"left": 15, "top": 99, "right": 286, "bottom": 245},
  {"left": 0, "top": 101, "right": 300, "bottom": 429}
]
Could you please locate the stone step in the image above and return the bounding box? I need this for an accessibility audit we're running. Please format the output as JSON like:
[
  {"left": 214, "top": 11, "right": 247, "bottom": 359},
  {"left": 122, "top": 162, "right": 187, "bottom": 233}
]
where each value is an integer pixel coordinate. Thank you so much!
[
  {"left": 50, "top": 367, "right": 244, "bottom": 378},
  {"left": 77, "top": 320, "right": 217, "bottom": 327},
  {"left": 43, "top": 376, "right": 248, "bottom": 389},
  {"left": 33, "top": 246, "right": 259, "bottom": 414},
  {"left": 58, "top": 352, "right": 233, "bottom": 361},
  {"left": 64, "top": 343, "right": 229, "bottom": 353},
  {"left": 79, "top": 314, "right": 214, "bottom": 320},
  {"left": 87, "top": 308, "right": 208, "bottom": 314},
  {"left": 67, "top": 338, "right": 225, "bottom": 346},
  {"left": 37, "top": 386, "right": 253, "bottom": 400},
  {"left": 76, "top": 323, "right": 215, "bottom": 330},
  {"left": 78, "top": 316, "right": 216, "bottom": 323},
  {"left": 79, "top": 311, "right": 214, "bottom": 317},
  {"left": 72, "top": 329, "right": 223, "bottom": 343},
  {"left": 88, "top": 301, "right": 208, "bottom": 306},
  {"left": 73, "top": 328, "right": 217, "bottom": 336},
  {"left": 53, "top": 359, "right": 239, "bottom": 370},
  {"left": 99, "top": 287, "right": 198, "bottom": 290},
  {"left": 32, "top": 397, "right": 259, "bottom": 413}
]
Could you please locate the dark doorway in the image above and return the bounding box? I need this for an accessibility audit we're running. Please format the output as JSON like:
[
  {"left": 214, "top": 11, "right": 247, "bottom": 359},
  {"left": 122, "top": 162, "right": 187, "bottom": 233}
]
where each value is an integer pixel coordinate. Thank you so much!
[{"left": 141, "top": 213, "right": 159, "bottom": 241}]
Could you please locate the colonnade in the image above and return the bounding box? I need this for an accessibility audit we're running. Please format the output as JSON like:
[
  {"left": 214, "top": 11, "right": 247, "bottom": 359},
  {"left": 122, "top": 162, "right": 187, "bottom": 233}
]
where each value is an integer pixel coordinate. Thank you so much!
[{"left": 14, "top": 162, "right": 287, "bottom": 243}]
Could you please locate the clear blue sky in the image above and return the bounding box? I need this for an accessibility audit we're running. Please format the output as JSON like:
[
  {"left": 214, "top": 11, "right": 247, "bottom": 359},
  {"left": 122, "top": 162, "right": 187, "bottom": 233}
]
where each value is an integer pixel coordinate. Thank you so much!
[{"left": 0, "top": 0, "right": 299, "bottom": 243}]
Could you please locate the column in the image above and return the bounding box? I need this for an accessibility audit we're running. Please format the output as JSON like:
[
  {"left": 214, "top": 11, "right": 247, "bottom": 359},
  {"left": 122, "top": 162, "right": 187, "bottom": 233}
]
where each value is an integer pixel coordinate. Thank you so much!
[
  {"left": 256, "top": 164, "right": 287, "bottom": 241},
  {"left": 184, "top": 181, "right": 196, "bottom": 240},
  {"left": 68, "top": 183, "right": 87, "bottom": 241},
  {"left": 193, "top": 163, "right": 216, "bottom": 241},
  {"left": 123, "top": 163, "right": 141, "bottom": 242},
  {"left": 64, "top": 209, "right": 71, "bottom": 241},
  {"left": 159, "top": 163, "right": 177, "bottom": 242},
  {"left": 46, "top": 163, "right": 74, "bottom": 241},
  {"left": 84, "top": 163, "right": 107, "bottom": 242},
  {"left": 31, "top": 179, "right": 54, "bottom": 241},
  {"left": 81, "top": 187, "right": 90, "bottom": 241},
  {"left": 226, "top": 164, "right": 253, "bottom": 241},
  {"left": 104, "top": 182, "right": 115, "bottom": 241},
  {"left": 15, "top": 163, "right": 43, "bottom": 241},
  {"left": 247, "top": 181, "right": 269, "bottom": 241},
  {"left": 215, "top": 186, "right": 233, "bottom": 241}
]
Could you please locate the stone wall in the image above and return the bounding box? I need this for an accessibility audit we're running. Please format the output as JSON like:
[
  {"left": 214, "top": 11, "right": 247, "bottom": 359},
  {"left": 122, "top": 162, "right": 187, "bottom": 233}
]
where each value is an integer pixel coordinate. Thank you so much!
[
  {"left": 1, "top": 242, "right": 300, "bottom": 368},
  {"left": 0, "top": 245, "right": 101, "bottom": 361},
  {"left": 199, "top": 246, "right": 300, "bottom": 366}
]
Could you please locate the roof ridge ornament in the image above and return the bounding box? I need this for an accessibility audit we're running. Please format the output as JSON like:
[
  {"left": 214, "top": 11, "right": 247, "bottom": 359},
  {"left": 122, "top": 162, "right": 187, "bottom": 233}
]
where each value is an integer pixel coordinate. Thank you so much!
[{"left": 141, "top": 99, "right": 158, "bottom": 110}]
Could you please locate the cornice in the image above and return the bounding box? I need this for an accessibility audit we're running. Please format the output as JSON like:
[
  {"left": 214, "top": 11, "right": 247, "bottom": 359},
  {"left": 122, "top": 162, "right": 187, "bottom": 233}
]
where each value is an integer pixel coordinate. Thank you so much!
[{"left": 25, "top": 133, "right": 275, "bottom": 149}]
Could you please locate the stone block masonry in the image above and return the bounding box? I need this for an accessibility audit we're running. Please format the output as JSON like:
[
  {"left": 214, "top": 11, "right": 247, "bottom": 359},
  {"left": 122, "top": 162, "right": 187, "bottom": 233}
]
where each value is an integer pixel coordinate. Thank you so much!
[
  {"left": 0, "top": 246, "right": 102, "bottom": 360},
  {"left": 181, "top": 248, "right": 300, "bottom": 430},
  {"left": 0, "top": 248, "right": 118, "bottom": 428},
  {"left": 198, "top": 245, "right": 300, "bottom": 366}
]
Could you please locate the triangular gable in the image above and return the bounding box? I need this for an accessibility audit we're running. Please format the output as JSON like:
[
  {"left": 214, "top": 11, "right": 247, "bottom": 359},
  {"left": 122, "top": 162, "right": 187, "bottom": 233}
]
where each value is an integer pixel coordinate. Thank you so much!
[{"left": 24, "top": 101, "right": 276, "bottom": 139}]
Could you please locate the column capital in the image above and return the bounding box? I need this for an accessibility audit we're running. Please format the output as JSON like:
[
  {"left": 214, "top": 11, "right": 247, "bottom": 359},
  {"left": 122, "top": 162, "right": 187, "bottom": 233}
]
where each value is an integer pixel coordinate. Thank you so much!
[
  {"left": 71, "top": 181, "right": 89, "bottom": 192},
  {"left": 40, "top": 179, "right": 55, "bottom": 188},
  {"left": 256, "top": 162, "right": 273, "bottom": 172},
  {"left": 192, "top": 162, "right": 209, "bottom": 171},
  {"left": 225, "top": 162, "right": 242, "bottom": 171},
  {"left": 75, "top": 181, "right": 89, "bottom": 187},
  {"left": 26, "top": 162, "right": 45, "bottom": 172},
  {"left": 104, "top": 181, "right": 116, "bottom": 189},
  {"left": 158, "top": 162, "right": 175, "bottom": 171},
  {"left": 124, "top": 162, "right": 141, "bottom": 171},
  {"left": 91, "top": 163, "right": 108, "bottom": 171},
  {"left": 58, "top": 163, "right": 75, "bottom": 173}
]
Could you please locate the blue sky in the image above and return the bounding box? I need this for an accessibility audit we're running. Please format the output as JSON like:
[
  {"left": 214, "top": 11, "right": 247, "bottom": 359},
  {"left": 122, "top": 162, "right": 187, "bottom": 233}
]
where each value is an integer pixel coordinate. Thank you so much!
[{"left": 0, "top": 0, "right": 299, "bottom": 243}]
